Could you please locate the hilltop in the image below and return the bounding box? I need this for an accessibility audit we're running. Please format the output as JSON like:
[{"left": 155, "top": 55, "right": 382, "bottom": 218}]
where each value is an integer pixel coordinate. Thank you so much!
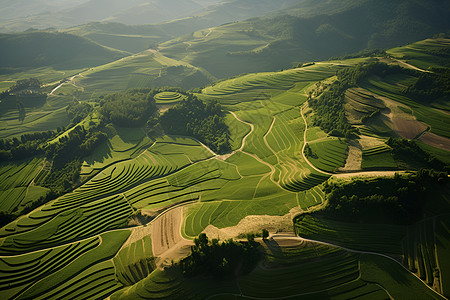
[
  {"left": 159, "top": 0, "right": 450, "bottom": 78},
  {"left": 0, "top": 31, "right": 128, "bottom": 70},
  {"left": 0, "top": 0, "right": 219, "bottom": 32}
]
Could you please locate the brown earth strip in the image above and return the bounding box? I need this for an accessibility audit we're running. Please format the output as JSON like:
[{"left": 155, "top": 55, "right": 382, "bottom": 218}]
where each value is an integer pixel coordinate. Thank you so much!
[{"left": 419, "top": 132, "right": 450, "bottom": 151}]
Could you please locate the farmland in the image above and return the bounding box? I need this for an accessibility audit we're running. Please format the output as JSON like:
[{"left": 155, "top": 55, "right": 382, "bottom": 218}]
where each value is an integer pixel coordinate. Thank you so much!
[{"left": 0, "top": 36, "right": 449, "bottom": 300}]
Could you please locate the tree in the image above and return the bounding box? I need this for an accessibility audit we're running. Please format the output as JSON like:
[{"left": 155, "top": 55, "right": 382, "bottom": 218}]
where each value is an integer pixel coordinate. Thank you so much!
[
  {"left": 262, "top": 229, "right": 269, "bottom": 240},
  {"left": 17, "top": 101, "right": 26, "bottom": 123}
]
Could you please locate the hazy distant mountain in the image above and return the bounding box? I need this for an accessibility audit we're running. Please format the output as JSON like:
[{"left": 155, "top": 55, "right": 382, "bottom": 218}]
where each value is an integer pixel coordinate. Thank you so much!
[
  {"left": 0, "top": 0, "right": 89, "bottom": 21},
  {"left": 64, "top": 0, "right": 308, "bottom": 53},
  {"left": 0, "top": 0, "right": 222, "bottom": 32},
  {"left": 0, "top": 32, "right": 128, "bottom": 70},
  {"left": 159, "top": 0, "right": 450, "bottom": 78}
]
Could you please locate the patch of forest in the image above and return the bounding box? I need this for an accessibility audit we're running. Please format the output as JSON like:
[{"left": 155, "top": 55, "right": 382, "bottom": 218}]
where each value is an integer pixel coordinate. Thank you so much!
[
  {"left": 315, "top": 169, "right": 449, "bottom": 225},
  {"left": 159, "top": 96, "right": 231, "bottom": 154},
  {"left": 180, "top": 233, "right": 261, "bottom": 279},
  {"left": 308, "top": 62, "right": 415, "bottom": 138}
]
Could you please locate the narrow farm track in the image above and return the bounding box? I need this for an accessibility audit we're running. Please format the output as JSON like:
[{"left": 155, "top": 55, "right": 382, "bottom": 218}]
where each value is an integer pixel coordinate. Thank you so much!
[
  {"left": 391, "top": 58, "right": 430, "bottom": 73},
  {"left": 228, "top": 111, "right": 283, "bottom": 189},
  {"left": 300, "top": 103, "right": 407, "bottom": 179},
  {"left": 300, "top": 104, "right": 332, "bottom": 176},
  {"left": 50, "top": 73, "right": 83, "bottom": 95}
]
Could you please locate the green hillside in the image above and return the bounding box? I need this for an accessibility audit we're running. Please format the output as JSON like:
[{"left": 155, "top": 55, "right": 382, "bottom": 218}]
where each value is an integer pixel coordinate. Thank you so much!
[
  {"left": 159, "top": 0, "right": 450, "bottom": 78},
  {"left": 0, "top": 2, "right": 449, "bottom": 296},
  {"left": 0, "top": 31, "right": 128, "bottom": 70},
  {"left": 63, "top": 0, "right": 309, "bottom": 53},
  {"left": 0, "top": 0, "right": 211, "bottom": 32}
]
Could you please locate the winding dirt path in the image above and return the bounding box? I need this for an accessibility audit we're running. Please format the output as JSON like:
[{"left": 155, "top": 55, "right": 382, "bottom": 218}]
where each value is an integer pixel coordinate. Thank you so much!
[
  {"left": 228, "top": 111, "right": 282, "bottom": 188},
  {"left": 49, "top": 73, "right": 83, "bottom": 95},
  {"left": 300, "top": 104, "right": 332, "bottom": 175},
  {"left": 391, "top": 58, "right": 430, "bottom": 73}
]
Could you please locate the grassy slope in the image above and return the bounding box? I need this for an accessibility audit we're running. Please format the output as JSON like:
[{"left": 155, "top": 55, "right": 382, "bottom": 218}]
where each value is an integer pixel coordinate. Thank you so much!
[
  {"left": 159, "top": 0, "right": 450, "bottom": 79},
  {"left": 0, "top": 37, "right": 449, "bottom": 299}
]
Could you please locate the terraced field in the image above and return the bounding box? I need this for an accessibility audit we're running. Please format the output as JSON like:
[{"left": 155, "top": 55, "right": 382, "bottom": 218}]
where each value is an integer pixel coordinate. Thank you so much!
[
  {"left": 307, "top": 139, "right": 348, "bottom": 172},
  {"left": 361, "top": 144, "right": 397, "bottom": 170},
  {"left": 295, "top": 215, "right": 407, "bottom": 254},
  {"left": 1, "top": 38, "right": 449, "bottom": 299},
  {"left": 70, "top": 51, "right": 211, "bottom": 99},
  {"left": 154, "top": 91, "right": 186, "bottom": 104},
  {"left": 0, "top": 158, "right": 48, "bottom": 214},
  {"left": 0, "top": 230, "right": 130, "bottom": 299}
]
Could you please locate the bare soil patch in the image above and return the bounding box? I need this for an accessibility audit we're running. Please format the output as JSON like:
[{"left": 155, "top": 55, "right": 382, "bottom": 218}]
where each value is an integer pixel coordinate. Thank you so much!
[
  {"left": 201, "top": 207, "right": 302, "bottom": 241},
  {"left": 151, "top": 206, "right": 193, "bottom": 269},
  {"left": 419, "top": 132, "right": 450, "bottom": 151},
  {"left": 339, "top": 140, "right": 362, "bottom": 172},
  {"left": 151, "top": 206, "right": 184, "bottom": 257},
  {"left": 392, "top": 117, "right": 428, "bottom": 139}
]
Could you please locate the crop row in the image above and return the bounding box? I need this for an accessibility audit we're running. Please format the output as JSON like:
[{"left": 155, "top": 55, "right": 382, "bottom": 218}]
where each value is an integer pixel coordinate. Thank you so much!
[
  {"left": 402, "top": 217, "right": 437, "bottom": 285},
  {"left": 126, "top": 159, "right": 239, "bottom": 210},
  {"left": 110, "top": 269, "right": 183, "bottom": 299},
  {"left": 114, "top": 235, "right": 154, "bottom": 285},
  {"left": 12, "top": 230, "right": 129, "bottom": 299},
  {"left": 362, "top": 144, "right": 397, "bottom": 170},
  {"left": 0, "top": 194, "right": 133, "bottom": 255},
  {"left": 295, "top": 215, "right": 406, "bottom": 254},
  {"left": 239, "top": 250, "right": 359, "bottom": 298},
  {"left": 203, "top": 65, "right": 338, "bottom": 98},
  {"left": 154, "top": 92, "right": 185, "bottom": 103},
  {"left": 0, "top": 236, "right": 100, "bottom": 299},
  {"left": 298, "top": 186, "right": 325, "bottom": 210},
  {"left": 33, "top": 260, "right": 122, "bottom": 300},
  {"left": 0, "top": 158, "right": 42, "bottom": 191},
  {"left": 308, "top": 139, "right": 348, "bottom": 172}
]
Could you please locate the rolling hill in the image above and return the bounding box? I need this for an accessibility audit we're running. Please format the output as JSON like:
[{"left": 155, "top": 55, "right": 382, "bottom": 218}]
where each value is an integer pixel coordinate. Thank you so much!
[
  {"left": 159, "top": 0, "right": 450, "bottom": 79},
  {"left": 0, "top": 31, "right": 128, "bottom": 70},
  {"left": 0, "top": 37, "right": 448, "bottom": 299},
  {"left": 64, "top": 0, "right": 305, "bottom": 53},
  {"left": 0, "top": 0, "right": 221, "bottom": 32}
]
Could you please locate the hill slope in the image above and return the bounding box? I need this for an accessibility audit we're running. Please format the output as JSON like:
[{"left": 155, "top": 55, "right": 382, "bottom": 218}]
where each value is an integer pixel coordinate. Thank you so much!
[
  {"left": 0, "top": 0, "right": 220, "bottom": 32},
  {"left": 159, "top": 0, "right": 450, "bottom": 78},
  {"left": 63, "top": 0, "right": 304, "bottom": 53},
  {"left": 0, "top": 32, "right": 128, "bottom": 70}
]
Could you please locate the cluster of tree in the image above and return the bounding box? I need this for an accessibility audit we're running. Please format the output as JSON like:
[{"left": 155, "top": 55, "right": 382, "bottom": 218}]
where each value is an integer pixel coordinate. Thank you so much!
[
  {"left": 41, "top": 160, "right": 82, "bottom": 196},
  {"left": 160, "top": 96, "right": 231, "bottom": 154},
  {"left": 0, "top": 130, "right": 56, "bottom": 162},
  {"left": 303, "top": 143, "right": 318, "bottom": 159},
  {"left": 337, "top": 62, "right": 411, "bottom": 87},
  {"left": 100, "top": 90, "right": 158, "bottom": 127},
  {"left": 309, "top": 62, "right": 414, "bottom": 138},
  {"left": 45, "top": 125, "right": 107, "bottom": 170},
  {"left": 8, "top": 78, "right": 42, "bottom": 95},
  {"left": 320, "top": 169, "right": 449, "bottom": 225},
  {"left": 66, "top": 101, "right": 92, "bottom": 125},
  {"left": 41, "top": 125, "right": 107, "bottom": 195},
  {"left": 308, "top": 82, "right": 358, "bottom": 138},
  {"left": 0, "top": 78, "right": 46, "bottom": 120},
  {"left": 0, "top": 191, "right": 55, "bottom": 228},
  {"left": 180, "top": 233, "right": 261, "bottom": 279},
  {"left": 386, "top": 138, "right": 447, "bottom": 171},
  {"left": 404, "top": 69, "right": 450, "bottom": 103},
  {"left": 328, "top": 49, "right": 387, "bottom": 61}
]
